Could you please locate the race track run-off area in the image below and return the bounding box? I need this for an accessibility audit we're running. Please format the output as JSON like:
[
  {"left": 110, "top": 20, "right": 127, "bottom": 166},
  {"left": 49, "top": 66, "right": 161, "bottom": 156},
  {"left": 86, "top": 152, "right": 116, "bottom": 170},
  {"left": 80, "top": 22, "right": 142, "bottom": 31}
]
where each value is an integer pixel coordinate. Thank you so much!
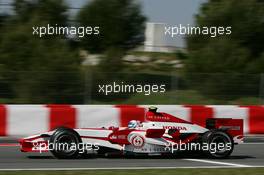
[{"left": 0, "top": 143, "right": 264, "bottom": 170}]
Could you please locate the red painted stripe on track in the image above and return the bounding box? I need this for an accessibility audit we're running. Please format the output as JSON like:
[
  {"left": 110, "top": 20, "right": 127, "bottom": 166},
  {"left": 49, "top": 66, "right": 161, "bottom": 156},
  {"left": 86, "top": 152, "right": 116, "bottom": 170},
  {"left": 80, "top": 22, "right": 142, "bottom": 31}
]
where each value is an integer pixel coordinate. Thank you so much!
[
  {"left": 46, "top": 105, "right": 76, "bottom": 130},
  {"left": 115, "top": 105, "right": 146, "bottom": 127},
  {"left": 184, "top": 105, "right": 214, "bottom": 127},
  {"left": 241, "top": 106, "right": 264, "bottom": 134},
  {"left": 0, "top": 105, "right": 7, "bottom": 136}
]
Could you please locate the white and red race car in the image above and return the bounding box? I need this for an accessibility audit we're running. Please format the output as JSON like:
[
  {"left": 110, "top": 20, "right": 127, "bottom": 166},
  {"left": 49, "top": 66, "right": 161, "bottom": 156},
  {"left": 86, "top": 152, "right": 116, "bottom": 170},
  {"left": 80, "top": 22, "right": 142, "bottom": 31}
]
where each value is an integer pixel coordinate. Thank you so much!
[{"left": 19, "top": 107, "right": 243, "bottom": 159}]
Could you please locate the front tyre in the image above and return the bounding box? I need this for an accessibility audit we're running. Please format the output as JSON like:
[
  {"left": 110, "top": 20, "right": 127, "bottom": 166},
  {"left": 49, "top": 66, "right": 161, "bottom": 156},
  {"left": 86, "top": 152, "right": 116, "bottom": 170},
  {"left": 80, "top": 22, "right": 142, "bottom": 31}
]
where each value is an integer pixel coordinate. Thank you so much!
[
  {"left": 202, "top": 130, "right": 234, "bottom": 158},
  {"left": 49, "top": 127, "right": 81, "bottom": 159}
]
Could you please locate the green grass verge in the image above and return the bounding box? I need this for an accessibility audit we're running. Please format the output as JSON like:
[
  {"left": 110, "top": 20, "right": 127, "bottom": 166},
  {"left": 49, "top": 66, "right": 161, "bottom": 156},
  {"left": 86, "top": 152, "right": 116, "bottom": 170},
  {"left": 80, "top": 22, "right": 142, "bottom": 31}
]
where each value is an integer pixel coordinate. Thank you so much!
[
  {"left": 0, "top": 168, "right": 264, "bottom": 175},
  {"left": 124, "top": 90, "right": 217, "bottom": 104},
  {"left": 91, "top": 90, "right": 263, "bottom": 105}
]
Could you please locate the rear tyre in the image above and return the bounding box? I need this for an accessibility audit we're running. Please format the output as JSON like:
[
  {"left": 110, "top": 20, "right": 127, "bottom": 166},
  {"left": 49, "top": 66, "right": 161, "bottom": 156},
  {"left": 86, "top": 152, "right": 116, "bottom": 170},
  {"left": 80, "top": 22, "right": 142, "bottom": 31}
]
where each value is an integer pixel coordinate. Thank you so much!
[
  {"left": 49, "top": 127, "right": 81, "bottom": 159},
  {"left": 202, "top": 130, "right": 234, "bottom": 158}
]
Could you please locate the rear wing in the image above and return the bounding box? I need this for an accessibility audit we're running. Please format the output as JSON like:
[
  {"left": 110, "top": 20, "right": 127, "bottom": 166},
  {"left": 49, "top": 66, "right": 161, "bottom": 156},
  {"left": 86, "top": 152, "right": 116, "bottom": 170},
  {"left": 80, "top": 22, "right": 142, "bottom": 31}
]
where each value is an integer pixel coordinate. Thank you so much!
[{"left": 206, "top": 118, "right": 244, "bottom": 143}]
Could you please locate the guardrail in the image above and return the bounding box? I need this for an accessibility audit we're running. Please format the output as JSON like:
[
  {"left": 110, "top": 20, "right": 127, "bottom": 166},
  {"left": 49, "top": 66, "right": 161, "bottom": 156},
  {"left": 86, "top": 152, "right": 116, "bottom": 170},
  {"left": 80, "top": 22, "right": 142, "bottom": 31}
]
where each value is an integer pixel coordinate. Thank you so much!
[{"left": 0, "top": 105, "right": 263, "bottom": 136}]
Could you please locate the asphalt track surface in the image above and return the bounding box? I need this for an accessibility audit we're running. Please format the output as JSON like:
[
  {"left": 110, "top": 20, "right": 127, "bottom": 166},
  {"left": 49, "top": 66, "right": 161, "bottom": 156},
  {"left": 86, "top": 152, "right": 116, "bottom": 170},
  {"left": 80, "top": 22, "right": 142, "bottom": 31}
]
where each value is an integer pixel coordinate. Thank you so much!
[{"left": 0, "top": 143, "right": 264, "bottom": 170}]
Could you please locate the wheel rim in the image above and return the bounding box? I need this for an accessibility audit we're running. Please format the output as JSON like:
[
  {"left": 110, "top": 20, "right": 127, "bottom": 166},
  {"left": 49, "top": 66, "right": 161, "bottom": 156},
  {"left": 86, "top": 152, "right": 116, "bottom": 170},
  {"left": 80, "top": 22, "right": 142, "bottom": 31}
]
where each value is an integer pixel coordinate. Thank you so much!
[
  {"left": 209, "top": 134, "right": 232, "bottom": 157},
  {"left": 55, "top": 134, "right": 78, "bottom": 154}
]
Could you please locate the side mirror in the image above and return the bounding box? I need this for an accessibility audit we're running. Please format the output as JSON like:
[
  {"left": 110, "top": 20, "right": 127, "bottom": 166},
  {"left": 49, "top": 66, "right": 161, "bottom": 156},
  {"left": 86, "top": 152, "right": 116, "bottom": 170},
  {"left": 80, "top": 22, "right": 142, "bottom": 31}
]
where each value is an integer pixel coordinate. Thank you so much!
[
  {"left": 108, "top": 126, "right": 118, "bottom": 131},
  {"left": 148, "top": 106, "right": 158, "bottom": 113}
]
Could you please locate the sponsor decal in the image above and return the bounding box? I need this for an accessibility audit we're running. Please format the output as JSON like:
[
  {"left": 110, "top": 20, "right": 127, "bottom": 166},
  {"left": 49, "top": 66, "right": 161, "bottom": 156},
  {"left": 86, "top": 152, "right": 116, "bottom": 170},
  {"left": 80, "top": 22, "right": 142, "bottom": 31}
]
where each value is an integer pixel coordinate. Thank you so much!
[
  {"left": 219, "top": 126, "right": 241, "bottom": 130},
  {"left": 130, "top": 134, "right": 145, "bottom": 148},
  {"left": 163, "top": 126, "right": 187, "bottom": 131},
  {"left": 148, "top": 115, "right": 170, "bottom": 121},
  {"left": 109, "top": 135, "right": 127, "bottom": 140}
]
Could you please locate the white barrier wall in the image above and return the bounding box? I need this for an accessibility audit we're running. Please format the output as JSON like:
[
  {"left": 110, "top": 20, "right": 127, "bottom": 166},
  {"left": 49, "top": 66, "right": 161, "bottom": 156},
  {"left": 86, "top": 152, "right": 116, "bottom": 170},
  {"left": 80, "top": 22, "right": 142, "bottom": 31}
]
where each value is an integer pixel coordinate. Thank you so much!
[{"left": 0, "top": 105, "right": 263, "bottom": 136}]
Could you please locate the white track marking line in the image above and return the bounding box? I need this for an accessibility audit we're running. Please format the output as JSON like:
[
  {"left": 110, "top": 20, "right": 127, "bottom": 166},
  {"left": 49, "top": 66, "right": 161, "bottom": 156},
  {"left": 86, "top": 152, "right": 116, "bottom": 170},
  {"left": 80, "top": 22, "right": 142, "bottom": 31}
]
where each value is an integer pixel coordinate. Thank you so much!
[
  {"left": 184, "top": 159, "right": 252, "bottom": 167},
  {"left": 1, "top": 166, "right": 264, "bottom": 171}
]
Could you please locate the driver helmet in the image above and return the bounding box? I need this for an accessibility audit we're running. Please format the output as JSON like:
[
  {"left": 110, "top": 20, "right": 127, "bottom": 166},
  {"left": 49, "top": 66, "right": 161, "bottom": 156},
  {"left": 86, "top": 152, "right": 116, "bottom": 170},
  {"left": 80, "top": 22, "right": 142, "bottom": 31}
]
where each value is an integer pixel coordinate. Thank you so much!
[{"left": 128, "top": 120, "right": 138, "bottom": 129}]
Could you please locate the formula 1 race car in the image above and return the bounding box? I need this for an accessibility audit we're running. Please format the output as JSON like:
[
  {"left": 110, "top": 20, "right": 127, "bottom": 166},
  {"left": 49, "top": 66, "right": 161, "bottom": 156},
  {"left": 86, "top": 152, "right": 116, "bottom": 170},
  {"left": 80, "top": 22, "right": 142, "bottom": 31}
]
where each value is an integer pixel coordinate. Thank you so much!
[{"left": 19, "top": 107, "right": 244, "bottom": 159}]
